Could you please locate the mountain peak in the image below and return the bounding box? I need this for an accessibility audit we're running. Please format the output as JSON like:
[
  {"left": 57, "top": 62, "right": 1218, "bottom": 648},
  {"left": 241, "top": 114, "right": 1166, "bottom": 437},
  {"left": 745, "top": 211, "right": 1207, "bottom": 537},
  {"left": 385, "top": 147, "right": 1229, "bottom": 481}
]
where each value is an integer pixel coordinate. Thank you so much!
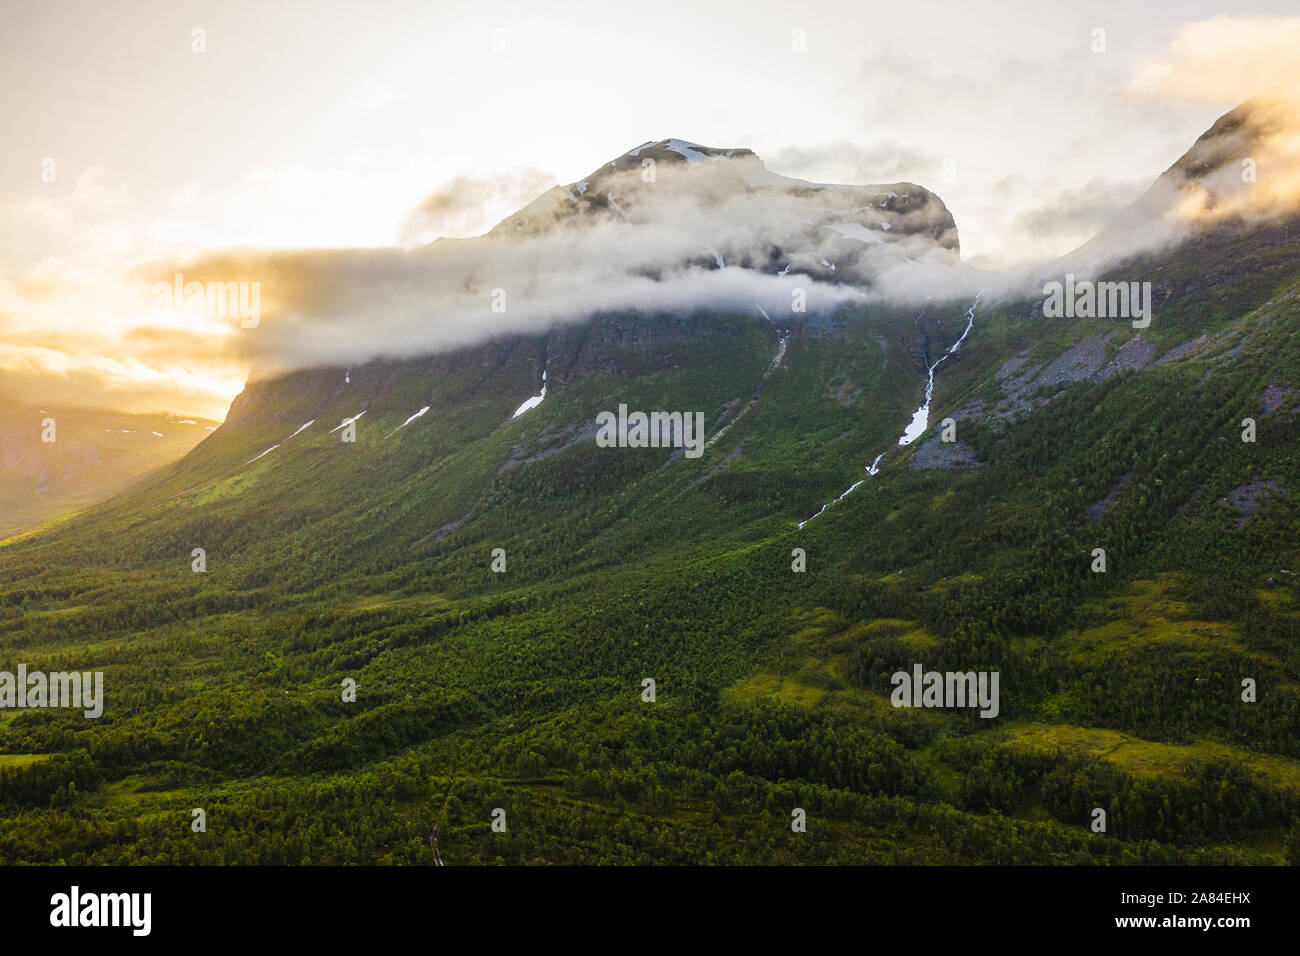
[
  {"left": 485, "top": 138, "right": 961, "bottom": 269},
  {"left": 620, "top": 138, "right": 758, "bottom": 164},
  {"left": 1065, "top": 91, "right": 1300, "bottom": 272}
]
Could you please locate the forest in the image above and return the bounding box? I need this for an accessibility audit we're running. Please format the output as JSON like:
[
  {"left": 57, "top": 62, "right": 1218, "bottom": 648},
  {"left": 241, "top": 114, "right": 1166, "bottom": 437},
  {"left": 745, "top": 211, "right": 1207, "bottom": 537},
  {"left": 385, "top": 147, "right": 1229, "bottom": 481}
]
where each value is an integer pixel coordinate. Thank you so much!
[{"left": 0, "top": 229, "right": 1297, "bottom": 865}]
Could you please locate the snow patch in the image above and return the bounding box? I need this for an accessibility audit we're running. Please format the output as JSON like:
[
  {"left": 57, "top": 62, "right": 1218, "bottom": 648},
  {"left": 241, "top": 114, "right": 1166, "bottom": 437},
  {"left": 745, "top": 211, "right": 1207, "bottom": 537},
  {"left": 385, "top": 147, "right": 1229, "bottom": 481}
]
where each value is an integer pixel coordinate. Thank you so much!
[
  {"left": 798, "top": 480, "right": 865, "bottom": 529},
  {"left": 387, "top": 406, "right": 430, "bottom": 437},
  {"left": 247, "top": 418, "right": 317, "bottom": 462},
  {"left": 825, "top": 222, "right": 884, "bottom": 244},
  {"left": 898, "top": 294, "right": 980, "bottom": 447},
  {"left": 800, "top": 295, "right": 981, "bottom": 527},
  {"left": 661, "top": 139, "right": 712, "bottom": 162},
  {"left": 511, "top": 370, "right": 548, "bottom": 419},
  {"left": 329, "top": 411, "right": 366, "bottom": 434}
]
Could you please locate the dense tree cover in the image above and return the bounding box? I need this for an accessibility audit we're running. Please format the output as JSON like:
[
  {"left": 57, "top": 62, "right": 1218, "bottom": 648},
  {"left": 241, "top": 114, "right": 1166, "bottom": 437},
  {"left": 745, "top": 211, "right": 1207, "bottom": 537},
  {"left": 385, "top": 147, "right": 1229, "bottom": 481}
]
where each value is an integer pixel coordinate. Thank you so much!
[{"left": 0, "top": 255, "right": 1297, "bottom": 864}]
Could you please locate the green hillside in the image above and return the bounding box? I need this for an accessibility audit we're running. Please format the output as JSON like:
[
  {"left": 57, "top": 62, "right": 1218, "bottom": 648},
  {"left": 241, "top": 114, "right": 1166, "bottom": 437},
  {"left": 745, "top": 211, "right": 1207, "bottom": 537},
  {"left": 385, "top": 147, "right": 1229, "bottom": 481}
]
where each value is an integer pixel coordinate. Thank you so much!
[{"left": 1, "top": 210, "right": 1298, "bottom": 864}]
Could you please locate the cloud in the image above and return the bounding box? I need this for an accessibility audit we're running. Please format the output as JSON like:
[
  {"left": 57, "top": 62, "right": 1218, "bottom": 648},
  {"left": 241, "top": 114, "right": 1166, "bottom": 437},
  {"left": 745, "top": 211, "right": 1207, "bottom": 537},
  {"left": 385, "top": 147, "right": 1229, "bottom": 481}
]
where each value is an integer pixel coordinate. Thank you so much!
[
  {"left": 766, "top": 141, "right": 938, "bottom": 187},
  {"left": 172, "top": 158, "right": 964, "bottom": 375},
  {"left": 11, "top": 15, "right": 1300, "bottom": 419},
  {"left": 1123, "top": 18, "right": 1300, "bottom": 227},
  {"left": 994, "top": 16, "right": 1300, "bottom": 279},
  {"left": 1126, "top": 16, "right": 1300, "bottom": 106},
  {"left": 0, "top": 167, "right": 134, "bottom": 273},
  {"left": 1010, "top": 177, "right": 1149, "bottom": 246},
  {"left": 398, "top": 169, "right": 558, "bottom": 244},
  {"left": 1112, "top": 18, "right": 1300, "bottom": 230},
  {"left": 0, "top": 253, "right": 242, "bottom": 418},
  {"left": 0, "top": 340, "right": 241, "bottom": 420}
]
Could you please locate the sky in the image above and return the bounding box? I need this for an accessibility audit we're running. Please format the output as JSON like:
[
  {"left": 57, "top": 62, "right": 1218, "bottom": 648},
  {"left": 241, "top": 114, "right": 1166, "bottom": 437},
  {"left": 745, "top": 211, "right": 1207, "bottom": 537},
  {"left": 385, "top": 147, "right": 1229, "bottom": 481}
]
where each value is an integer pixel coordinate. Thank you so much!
[{"left": 2, "top": 0, "right": 1299, "bottom": 419}]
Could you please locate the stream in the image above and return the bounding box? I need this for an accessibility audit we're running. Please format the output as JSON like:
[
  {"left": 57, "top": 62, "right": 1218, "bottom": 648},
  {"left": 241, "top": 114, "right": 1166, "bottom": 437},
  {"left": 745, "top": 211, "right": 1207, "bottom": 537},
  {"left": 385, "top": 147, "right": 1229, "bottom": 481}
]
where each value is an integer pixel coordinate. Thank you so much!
[{"left": 798, "top": 293, "right": 982, "bottom": 528}]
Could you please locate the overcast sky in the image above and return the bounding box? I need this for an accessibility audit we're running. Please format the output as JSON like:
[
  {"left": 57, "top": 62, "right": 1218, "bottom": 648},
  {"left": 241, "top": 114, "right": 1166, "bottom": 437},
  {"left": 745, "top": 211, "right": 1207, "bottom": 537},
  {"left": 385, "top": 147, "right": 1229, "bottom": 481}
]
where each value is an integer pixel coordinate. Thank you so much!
[{"left": 2, "top": 0, "right": 1298, "bottom": 417}]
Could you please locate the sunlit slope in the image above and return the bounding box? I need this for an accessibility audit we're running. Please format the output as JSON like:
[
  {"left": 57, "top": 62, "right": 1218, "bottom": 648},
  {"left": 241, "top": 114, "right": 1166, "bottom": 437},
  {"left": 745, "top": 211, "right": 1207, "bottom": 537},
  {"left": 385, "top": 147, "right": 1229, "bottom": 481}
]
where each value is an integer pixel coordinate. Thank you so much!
[{"left": 0, "top": 401, "right": 218, "bottom": 540}]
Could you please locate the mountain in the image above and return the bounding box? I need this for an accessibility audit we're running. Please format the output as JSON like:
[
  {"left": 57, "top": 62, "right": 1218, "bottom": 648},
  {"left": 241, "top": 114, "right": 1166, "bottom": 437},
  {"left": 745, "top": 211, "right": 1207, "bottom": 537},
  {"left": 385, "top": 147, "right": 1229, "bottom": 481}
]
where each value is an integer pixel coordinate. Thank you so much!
[
  {"left": 0, "top": 111, "right": 1297, "bottom": 865},
  {"left": 491, "top": 137, "right": 958, "bottom": 246},
  {"left": 1068, "top": 91, "right": 1300, "bottom": 276},
  {"left": 480, "top": 137, "right": 960, "bottom": 287},
  {"left": 0, "top": 399, "right": 218, "bottom": 540}
]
